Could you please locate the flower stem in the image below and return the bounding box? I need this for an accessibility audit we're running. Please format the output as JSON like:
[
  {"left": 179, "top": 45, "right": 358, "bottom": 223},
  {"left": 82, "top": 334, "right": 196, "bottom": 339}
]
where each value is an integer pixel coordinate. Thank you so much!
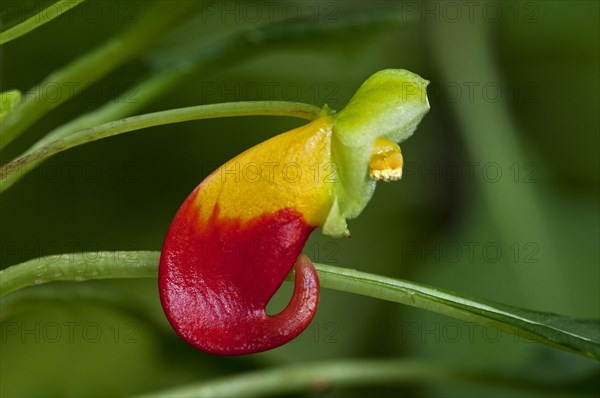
[
  {"left": 0, "top": 101, "right": 323, "bottom": 192},
  {"left": 0, "top": 0, "right": 87, "bottom": 45}
]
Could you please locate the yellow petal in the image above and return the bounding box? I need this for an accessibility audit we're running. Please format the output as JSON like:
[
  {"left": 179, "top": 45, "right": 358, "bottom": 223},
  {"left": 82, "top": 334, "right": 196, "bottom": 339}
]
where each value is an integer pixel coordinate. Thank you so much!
[{"left": 193, "top": 116, "right": 335, "bottom": 227}]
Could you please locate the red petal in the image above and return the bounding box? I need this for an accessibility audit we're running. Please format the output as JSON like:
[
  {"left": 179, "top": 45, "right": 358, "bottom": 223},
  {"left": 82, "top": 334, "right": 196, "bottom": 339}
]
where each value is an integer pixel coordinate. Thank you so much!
[{"left": 159, "top": 193, "right": 320, "bottom": 355}]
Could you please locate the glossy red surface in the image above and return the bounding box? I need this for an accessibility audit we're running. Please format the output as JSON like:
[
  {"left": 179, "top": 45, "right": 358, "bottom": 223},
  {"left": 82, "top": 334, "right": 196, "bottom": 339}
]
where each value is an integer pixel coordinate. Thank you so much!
[{"left": 159, "top": 191, "right": 320, "bottom": 355}]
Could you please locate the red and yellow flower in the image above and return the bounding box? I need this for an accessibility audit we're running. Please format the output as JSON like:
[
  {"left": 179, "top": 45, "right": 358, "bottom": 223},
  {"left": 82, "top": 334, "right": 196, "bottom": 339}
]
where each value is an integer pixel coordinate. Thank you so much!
[{"left": 159, "top": 69, "right": 430, "bottom": 355}]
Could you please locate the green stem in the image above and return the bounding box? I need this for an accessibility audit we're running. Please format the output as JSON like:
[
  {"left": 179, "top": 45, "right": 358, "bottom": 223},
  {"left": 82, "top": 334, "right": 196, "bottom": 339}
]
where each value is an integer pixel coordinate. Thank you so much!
[
  {"left": 0, "top": 1, "right": 201, "bottom": 150},
  {"left": 136, "top": 358, "right": 585, "bottom": 398},
  {"left": 0, "top": 0, "right": 87, "bottom": 45},
  {"left": 1, "top": 251, "right": 598, "bottom": 359},
  {"left": 0, "top": 101, "right": 323, "bottom": 192}
]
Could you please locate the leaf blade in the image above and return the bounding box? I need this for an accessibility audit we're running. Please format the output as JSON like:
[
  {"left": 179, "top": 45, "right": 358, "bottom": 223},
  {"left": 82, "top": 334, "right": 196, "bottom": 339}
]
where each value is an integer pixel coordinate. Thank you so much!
[{"left": 1, "top": 252, "right": 597, "bottom": 359}]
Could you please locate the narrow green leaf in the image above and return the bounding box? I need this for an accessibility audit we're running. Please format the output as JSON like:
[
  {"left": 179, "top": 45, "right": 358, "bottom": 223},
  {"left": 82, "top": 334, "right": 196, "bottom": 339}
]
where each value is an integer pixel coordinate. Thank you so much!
[
  {"left": 1, "top": 252, "right": 597, "bottom": 360},
  {"left": 313, "top": 263, "right": 600, "bottom": 360}
]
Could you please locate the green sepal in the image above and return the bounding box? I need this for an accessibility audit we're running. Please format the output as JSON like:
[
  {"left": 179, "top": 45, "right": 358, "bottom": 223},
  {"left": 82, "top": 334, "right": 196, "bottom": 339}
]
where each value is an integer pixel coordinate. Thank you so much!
[{"left": 323, "top": 69, "right": 429, "bottom": 237}]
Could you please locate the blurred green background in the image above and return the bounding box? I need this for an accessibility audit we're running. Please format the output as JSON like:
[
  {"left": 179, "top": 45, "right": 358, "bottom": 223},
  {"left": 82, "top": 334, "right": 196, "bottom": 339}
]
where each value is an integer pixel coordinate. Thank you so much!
[{"left": 1, "top": 1, "right": 598, "bottom": 396}]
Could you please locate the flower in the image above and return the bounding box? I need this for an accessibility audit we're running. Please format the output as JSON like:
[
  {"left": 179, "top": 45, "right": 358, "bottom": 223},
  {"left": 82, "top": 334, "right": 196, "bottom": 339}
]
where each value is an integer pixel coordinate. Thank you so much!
[{"left": 159, "top": 69, "right": 430, "bottom": 355}]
